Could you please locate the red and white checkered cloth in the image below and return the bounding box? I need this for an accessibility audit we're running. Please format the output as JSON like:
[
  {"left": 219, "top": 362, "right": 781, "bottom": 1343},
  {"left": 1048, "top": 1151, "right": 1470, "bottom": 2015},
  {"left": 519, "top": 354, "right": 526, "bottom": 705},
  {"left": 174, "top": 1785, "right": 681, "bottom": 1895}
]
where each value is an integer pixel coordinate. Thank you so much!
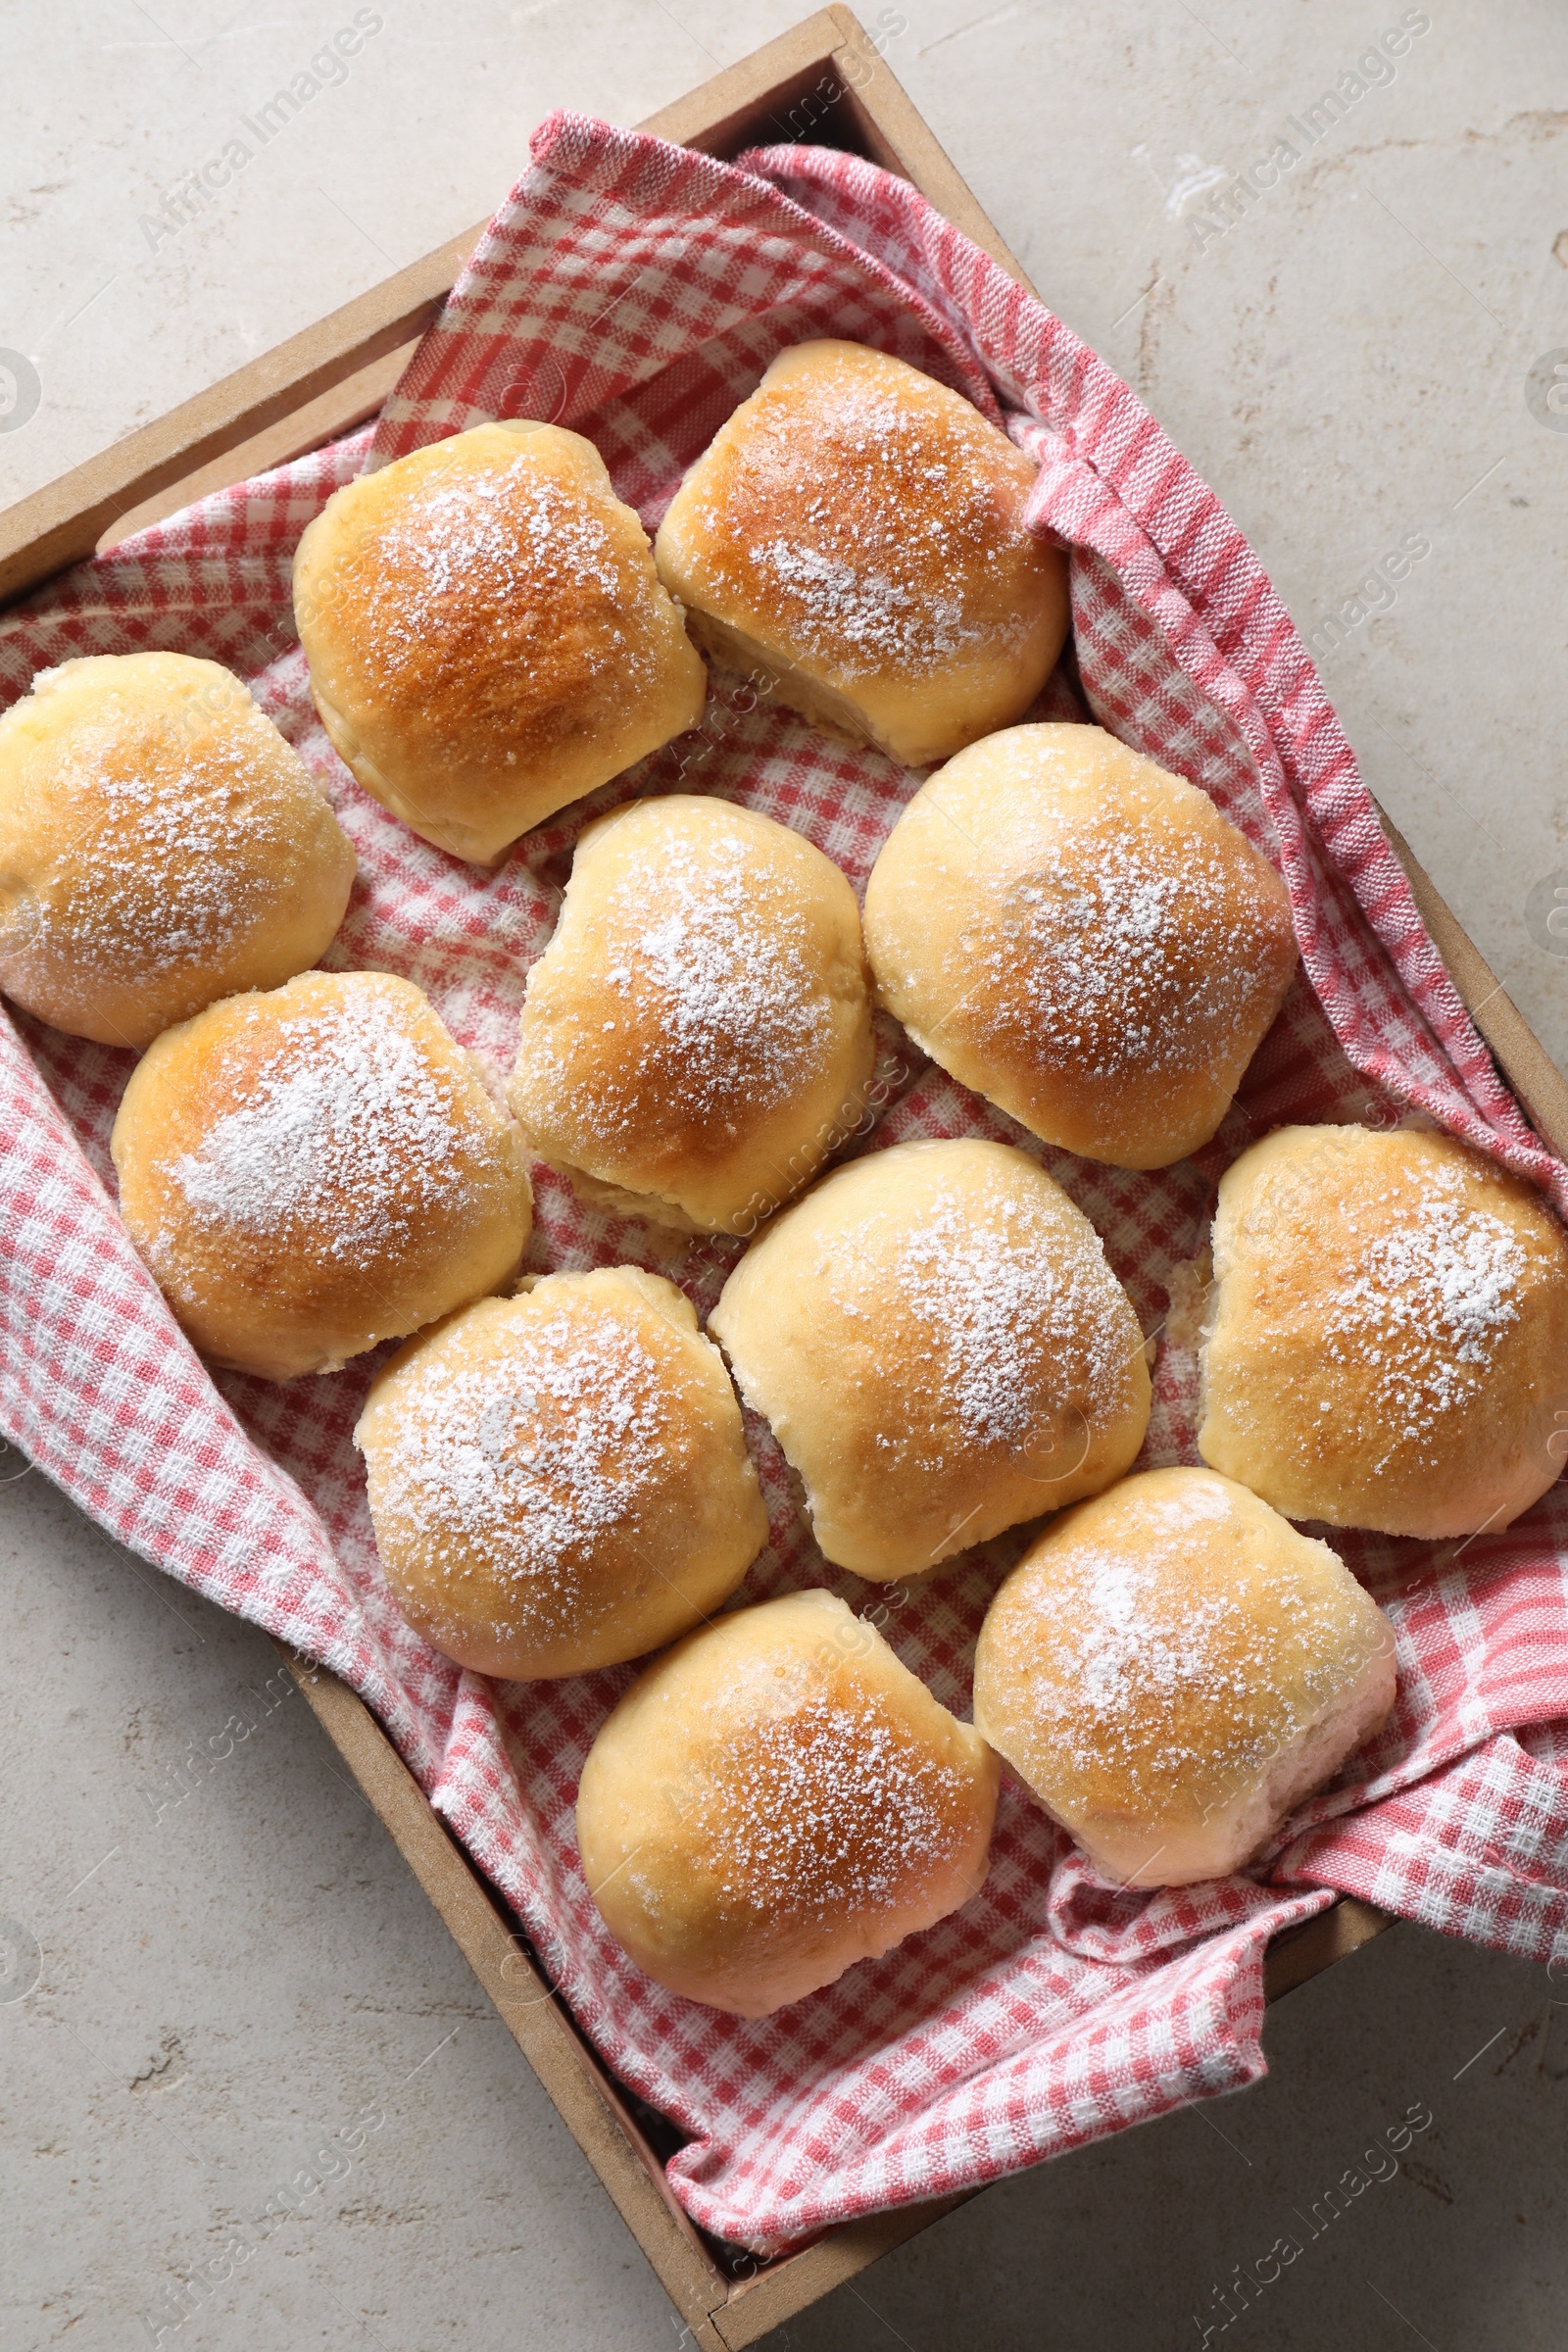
[{"left": 4, "top": 112, "right": 1568, "bottom": 2255}]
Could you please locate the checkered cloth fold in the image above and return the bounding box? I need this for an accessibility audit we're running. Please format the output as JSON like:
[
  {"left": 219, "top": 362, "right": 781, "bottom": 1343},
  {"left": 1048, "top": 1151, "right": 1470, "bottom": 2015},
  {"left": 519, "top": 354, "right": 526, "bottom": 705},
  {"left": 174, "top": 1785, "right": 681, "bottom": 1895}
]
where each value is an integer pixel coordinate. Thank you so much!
[{"left": 3, "top": 112, "right": 1566, "bottom": 2254}]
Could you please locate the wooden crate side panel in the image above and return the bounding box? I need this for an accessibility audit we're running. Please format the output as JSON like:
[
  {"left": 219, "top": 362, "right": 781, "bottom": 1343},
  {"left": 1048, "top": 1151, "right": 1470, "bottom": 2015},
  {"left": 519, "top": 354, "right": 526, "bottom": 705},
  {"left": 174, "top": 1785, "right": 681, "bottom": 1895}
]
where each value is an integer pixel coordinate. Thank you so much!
[
  {"left": 640, "top": 7, "right": 858, "bottom": 159},
  {"left": 97, "top": 340, "right": 421, "bottom": 554}
]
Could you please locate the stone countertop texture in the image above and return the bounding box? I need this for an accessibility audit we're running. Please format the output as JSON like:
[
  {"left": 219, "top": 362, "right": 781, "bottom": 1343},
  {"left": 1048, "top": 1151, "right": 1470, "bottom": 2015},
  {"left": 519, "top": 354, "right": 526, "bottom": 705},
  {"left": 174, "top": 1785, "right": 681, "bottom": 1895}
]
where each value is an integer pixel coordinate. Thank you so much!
[{"left": 2, "top": 4, "right": 1566, "bottom": 2347}]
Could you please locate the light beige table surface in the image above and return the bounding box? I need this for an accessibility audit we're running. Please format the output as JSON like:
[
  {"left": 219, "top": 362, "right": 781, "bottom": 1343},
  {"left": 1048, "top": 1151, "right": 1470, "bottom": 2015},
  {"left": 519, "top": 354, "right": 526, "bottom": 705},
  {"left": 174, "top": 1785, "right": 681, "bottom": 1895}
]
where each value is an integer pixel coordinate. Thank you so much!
[{"left": 3, "top": 5, "right": 1566, "bottom": 2347}]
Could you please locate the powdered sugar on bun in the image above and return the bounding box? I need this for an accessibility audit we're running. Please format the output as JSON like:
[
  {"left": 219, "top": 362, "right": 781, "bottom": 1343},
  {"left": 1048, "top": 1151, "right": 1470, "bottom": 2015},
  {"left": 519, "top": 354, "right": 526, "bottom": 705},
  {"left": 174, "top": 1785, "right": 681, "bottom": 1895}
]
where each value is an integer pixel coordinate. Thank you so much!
[
  {"left": 293, "top": 421, "right": 706, "bottom": 864},
  {"left": 171, "top": 997, "right": 472, "bottom": 1263},
  {"left": 508, "top": 795, "right": 874, "bottom": 1236},
  {"left": 1200, "top": 1123, "right": 1568, "bottom": 1537},
  {"left": 0, "top": 651, "right": 354, "bottom": 1048},
  {"left": 710, "top": 1136, "right": 1151, "bottom": 1580},
  {"left": 112, "top": 969, "right": 531, "bottom": 1381},
  {"left": 863, "top": 722, "right": 1298, "bottom": 1169},
  {"left": 577, "top": 1588, "right": 999, "bottom": 2016},
  {"left": 973, "top": 1466, "right": 1396, "bottom": 1886},
  {"left": 654, "top": 339, "right": 1069, "bottom": 768},
  {"left": 356, "top": 1268, "right": 766, "bottom": 1679}
]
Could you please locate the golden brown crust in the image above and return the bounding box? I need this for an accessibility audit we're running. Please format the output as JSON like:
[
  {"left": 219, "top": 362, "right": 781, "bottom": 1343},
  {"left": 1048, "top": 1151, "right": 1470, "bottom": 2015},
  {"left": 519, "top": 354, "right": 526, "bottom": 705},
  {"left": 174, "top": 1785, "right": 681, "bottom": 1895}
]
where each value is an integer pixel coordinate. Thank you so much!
[
  {"left": 111, "top": 969, "right": 532, "bottom": 1380},
  {"left": 293, "top": 422, "right": 707, "bottom": 865},
  {"left": 654, "top": 340, "right": 1068, "bottom": 768},
  {"left": 355, "top": 1268, "right": 766, "bottom": 1678},
  {"left": 1198, "top": 1123, "right": 1568, "bottom": 1537},
  {"left": 506, "top": 795, "right": 875, "bottom": 1234},
  {"left": 708, "top": 1137, "right": 1152, "bottom": 1579},
  {"left": 0, "top": 652, "right": 355, "bottom": 1049},
  {"left": 576, "top": 1589, "right": 999, "bottom": 2016},
  {"left": 973, "top": 1467, "right": 1396, "bottom": 1886},
  {"left": 862, "top": 723, "right": 1298, "bottom": 1169}
]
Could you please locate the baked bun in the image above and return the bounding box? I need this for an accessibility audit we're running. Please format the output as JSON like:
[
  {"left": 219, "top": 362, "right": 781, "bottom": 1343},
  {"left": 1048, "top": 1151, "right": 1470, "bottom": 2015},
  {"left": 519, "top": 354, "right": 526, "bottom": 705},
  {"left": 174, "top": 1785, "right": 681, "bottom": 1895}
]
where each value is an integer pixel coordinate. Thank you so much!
[
  {"left": 293, "top": 421, "right": 707, "bottom": 865},
  {"left": 507, "top": 795, "right": 875, "bottom": 1235},
  {"left": 355, "top": 1268, "right": 766, "bottom": 1678},
  {"left": 862, "top": 723, "right": 1298, "bottom": 1169},
  {"left": 0, "top": 652, "right": 354, "bottom": 1049},
  {"left": 576, "top": 1588, "right": 999, "bottom": 2015},
  {"left": 973, "top": 1467, "right": 1396, "bottom": 1887},
  {"left": 709, "top": 1137, "right": 1151, "bottom": 1580},
  {"left": 653, "top": 340, "right": 1068, "bottom": 768},
  {"left": 112, "top": 969, "right": 531, "bottom": 1380},
  {"left": 1198, "top": 1123, "right": 1568, "bottom": 1538}
]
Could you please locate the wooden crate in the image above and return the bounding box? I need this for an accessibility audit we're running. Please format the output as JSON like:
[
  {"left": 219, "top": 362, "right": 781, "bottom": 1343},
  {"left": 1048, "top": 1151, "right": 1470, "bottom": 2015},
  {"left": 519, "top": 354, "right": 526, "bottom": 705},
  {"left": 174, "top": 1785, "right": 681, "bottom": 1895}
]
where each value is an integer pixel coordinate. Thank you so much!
[{"left": 4, "top": 13, "right": 1565, "bottom": 2347}]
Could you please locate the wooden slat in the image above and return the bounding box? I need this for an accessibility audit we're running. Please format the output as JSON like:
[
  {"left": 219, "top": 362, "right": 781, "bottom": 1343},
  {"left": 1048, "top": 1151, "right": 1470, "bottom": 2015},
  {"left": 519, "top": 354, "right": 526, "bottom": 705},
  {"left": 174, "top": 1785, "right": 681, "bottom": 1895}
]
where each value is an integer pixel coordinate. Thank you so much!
[
  {"left": 715, "top": 2191, "right": 978, "bottom": 2348},
  {"left": 96, "top": 339, "right": 420, "bottom": 554},
  {"left": 637, "top": 5, "right": 858, "bottom": 157},
  {"left": 1261, "top": 1895, "right": 1391, "bottom": 2001}
]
